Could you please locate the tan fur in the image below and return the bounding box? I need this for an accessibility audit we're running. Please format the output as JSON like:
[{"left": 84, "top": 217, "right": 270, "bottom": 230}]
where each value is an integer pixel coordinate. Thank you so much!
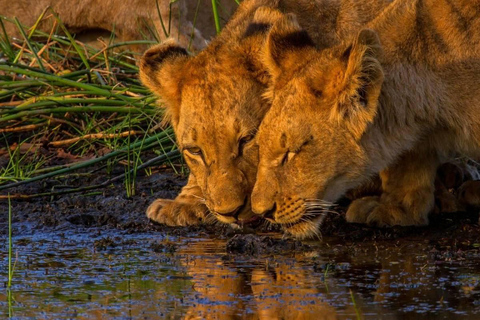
[
  {"left": 0, "top": 0, "right": 237, "bottom": 52},
  {"left": 252, "top": 0, "right": 480, "bottom": 238},
  {"left": 139, "top": 0, "right": 392, "bottom": 227}
]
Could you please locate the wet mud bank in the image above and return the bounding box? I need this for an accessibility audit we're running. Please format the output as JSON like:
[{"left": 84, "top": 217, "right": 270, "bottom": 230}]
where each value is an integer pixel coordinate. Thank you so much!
[{"left": 1, "top": 172, "right": 480, "bottom": 318}]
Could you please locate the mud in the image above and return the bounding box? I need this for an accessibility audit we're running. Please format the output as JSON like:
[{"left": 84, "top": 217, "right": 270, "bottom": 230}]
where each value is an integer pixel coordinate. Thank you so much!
[
  {"left": 226, "top": 234, "right": 307, "bottom": 255},
  {"left": 1, "top": 170, "right": 480, "bottom": 318}
]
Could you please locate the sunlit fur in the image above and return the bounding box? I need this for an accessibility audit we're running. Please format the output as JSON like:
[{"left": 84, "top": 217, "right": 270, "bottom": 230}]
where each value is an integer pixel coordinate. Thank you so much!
[
  {"left": 139, "top": 0, "right": 392, "bottom": 228},
  {"left": 1, "top": 0, "right": 235, "bottom": 53},
  {"left": 252, "top": 0, "right": 480, "bottom": 237}
]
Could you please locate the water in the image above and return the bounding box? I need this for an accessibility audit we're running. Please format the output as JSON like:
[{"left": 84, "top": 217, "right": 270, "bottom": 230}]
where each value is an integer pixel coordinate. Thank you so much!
[{"left": 1, "top": 227, "right": 480, "bottom": 319}]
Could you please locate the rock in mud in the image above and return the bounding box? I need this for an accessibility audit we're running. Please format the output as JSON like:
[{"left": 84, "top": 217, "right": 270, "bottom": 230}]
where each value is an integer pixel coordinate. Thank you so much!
[{"left": 226, "top": 234, "right": 306, "bottom": 255}]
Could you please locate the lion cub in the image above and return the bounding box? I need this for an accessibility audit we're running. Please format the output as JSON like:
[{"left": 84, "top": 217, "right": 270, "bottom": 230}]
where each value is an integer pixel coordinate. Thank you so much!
[
  {"left": 139, "top": 0, "right": 392, "bottom": 227},
  {"left": 251, "top": 0, "right": 480, "bottom": 238}
]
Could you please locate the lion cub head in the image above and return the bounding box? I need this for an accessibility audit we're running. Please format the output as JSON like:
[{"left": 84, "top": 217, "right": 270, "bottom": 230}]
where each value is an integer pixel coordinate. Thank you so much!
[
  {"left": 251, "top": 14, "right": 384, "bottom": 238},
  {"left": 139, "top": 3, "right": 286, "bottom": 224}
]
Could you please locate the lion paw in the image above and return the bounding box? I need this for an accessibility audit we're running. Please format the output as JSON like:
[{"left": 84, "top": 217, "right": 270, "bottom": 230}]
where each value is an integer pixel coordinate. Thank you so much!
[
  {"left": 434, "top": 192, "right": 458, "bottom": 213},
  {"left": 457, "top": 180, "right": 480, "bottom": 211},
  {"left": 146, "top": 198, "right": 208, "bottom": 226},
  {"left": 364, "top": 204, "right": 406, "bottom": 227},
  {"left": 346, "top": 196, "right": 380, "bottom": 224},
  {"left": 348, "top": 200, "right": 405, "bottom": 227},
  {"left": 346, "top": 195, "right": 430, "bottom": 227}
]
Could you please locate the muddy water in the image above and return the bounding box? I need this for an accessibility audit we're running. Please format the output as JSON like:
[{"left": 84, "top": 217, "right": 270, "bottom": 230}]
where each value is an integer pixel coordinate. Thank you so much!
[{"left": 1, "top": 225, "right": 480, "bottom": 319}]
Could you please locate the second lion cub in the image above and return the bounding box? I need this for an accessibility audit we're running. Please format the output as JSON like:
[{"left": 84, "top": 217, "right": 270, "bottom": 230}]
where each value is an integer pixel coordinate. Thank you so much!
[{"left": 251, "top": 0, "right": 480, "bottom": 237}]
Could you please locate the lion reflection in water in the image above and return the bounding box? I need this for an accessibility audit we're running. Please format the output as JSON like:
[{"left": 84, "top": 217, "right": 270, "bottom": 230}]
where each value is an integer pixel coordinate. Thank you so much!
[
  {"left": 173, "top": 239, "right": 480, "bottom": 318},
  {"left": 177, "top": 241, "right": 344, "bottom": 319}
]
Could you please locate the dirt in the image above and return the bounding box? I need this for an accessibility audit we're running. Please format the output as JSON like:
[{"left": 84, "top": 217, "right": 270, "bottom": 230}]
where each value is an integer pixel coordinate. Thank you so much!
[
  {"left": 1, "top": 164, "right": 479, "bottom": 259},
  {"left": 1, "top": 152, "right": 479, "bottom": 246},
  {"left": 1, "top": 170, "right": 214, "bottom": 235},
  {"left": 226, "top": 234, "right": 307, "bottom": 255}
]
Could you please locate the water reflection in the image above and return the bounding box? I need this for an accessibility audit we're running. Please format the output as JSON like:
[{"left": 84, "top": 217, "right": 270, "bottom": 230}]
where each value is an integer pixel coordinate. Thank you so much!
[
  {"left": 178, "top": 237, "right": 480, "bottom": 319},
  {"left": 250, "top": 265, "right": 337, "bottom": 320},
  {"left": 0, "top": 230, "right": 479, "bottom": 319},
  {"left": 180, "top": 243, "right": 338, "bottom": 319}
]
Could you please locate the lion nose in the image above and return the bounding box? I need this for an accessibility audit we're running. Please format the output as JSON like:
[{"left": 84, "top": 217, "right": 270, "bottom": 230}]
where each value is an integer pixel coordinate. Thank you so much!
[
  {"left": 251, "top": 195, "right": 275, "bottom": 216},
  {"left": 261, "top": 203, "right": 276, "bottom": 221},
  {"left": 214, "top": 198, "right": 246, "bottom": 217}
]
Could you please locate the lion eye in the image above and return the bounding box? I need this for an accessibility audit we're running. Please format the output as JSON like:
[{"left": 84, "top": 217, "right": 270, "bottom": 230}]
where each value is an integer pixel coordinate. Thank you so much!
[
  {"left": 185, "top": 147, "right": 202, "bottom": 156},
  {"left": 240, "top": 134, "right": 255, "bottom": 145},
  {"left": 280, "top": 151, "right": 296, "bottom": 166},
  {"left": 238, "top": 134, "right": 255, "bottom": 154}
]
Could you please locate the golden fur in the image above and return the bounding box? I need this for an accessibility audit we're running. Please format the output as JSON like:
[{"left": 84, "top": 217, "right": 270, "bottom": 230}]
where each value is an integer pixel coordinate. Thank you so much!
[
  {"left": 139, "top": 0, "right": 391, "bottom": 227},
  {"left": 252, "top": 0, "right": 480, "bottom": 238},
  {"left": 0, "top": 0, "right": 237, "bottom": 52}
]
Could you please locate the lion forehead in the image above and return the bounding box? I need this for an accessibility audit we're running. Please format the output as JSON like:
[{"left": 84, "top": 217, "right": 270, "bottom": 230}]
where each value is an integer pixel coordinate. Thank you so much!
[{"left": 178, "top": 74, "right": 265, "bottom": 129}]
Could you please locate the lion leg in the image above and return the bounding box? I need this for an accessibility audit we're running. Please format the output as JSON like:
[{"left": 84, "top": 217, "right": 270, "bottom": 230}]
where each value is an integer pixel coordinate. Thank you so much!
[
  {"left": 457, "top": 180, "right": 480, "bottom": 212},
  {"left": 146, "top": 174, "right": 210, "bottom": 226},
  {"left": 433, "top": 161, "right": 469, "bottom": 213},
  {"left": 347, "top": 150, "right": 439, "bottom": 226},
  {"left": 433, "top": 176, "right": 458, "bottom": 214},
  {"left": 434, "top": 160, "right": 480, "bottom": 213}
]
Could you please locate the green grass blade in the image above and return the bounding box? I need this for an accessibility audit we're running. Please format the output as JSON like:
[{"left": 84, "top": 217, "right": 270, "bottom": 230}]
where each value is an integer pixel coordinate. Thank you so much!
[
  {"left": 13, "top": 18, "right": 46, "bottom": 71},
  {"left": 0, "top": 65, "right": 132, "bottom": 101},
  {"left": 104, "top": 39, "right": 157, "bottom": 51},
  {"left": 0, "top": 106, "right": 155, "bottom": 123},
  {"left": 189, "top": 0, "right": 202, "bottom": 50},
  {"left": 156, "top": 0, "right": 169, "bottom": 37},
  {"left": 6, "top": 97, "right": 145, "bottom": 111},
  {"left": 168, "top": 1, "right": 175, "bottom": 36},
  {"left": 8, "top": 193, "right": 12, "bottom": 287},
  {"left": 211, "top": 0, "right": 221, "bottom": 34},
  {"left": 0, "top": 17, "right": 15, "bottom": 61},
  {"left": 4, "top": 150, "right": 181, "bottom": 200},
  {"left": 27, "top": 6, "right": 49, "bottom": 38},
  {"left": 0, "top": 132, "right": 177, "bottom": 191},
  {"left": 50, "top": 11, "right": 91, "bottom": 69}
]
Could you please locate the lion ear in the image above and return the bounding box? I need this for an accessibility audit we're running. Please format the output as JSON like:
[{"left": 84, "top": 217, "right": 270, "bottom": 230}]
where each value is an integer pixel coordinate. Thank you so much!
[
  {"left": 139, "top": 39, "right": 189, "bottom": 125},
  {"left": 263, "top": 13, "right": 315, "bottom": 79},
  {"left": 243, "top": 6, "right": 284, "bottom": 37},
  {"left": 331, "top": 29, "right": 384, "bottom": 140}
]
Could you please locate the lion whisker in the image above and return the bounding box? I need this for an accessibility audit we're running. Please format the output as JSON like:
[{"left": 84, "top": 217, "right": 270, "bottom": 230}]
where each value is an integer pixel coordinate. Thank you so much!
[
  {"left": 304, "top": 198, "right": 335, "bottom": 204},
  {"left": 203, "top": 209, "right": 217, "bottom": 224},
  {"left": 304, "top": 205, "right": 332, "bottom": 209},
  {"left": 190, "top": 194, "right": 207, "bottom": 203},
  {"left": 264, "top": 219, "right": 275, "bottom": 231},
  {"left": 305, "top": 209, "right": 337, "bottom": 215}
]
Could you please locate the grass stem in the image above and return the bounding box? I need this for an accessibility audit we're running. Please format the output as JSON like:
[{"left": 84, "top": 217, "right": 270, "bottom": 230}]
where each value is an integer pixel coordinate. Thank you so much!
[{"left": 211, "top": 0, "right": 221, "bottom": 34}]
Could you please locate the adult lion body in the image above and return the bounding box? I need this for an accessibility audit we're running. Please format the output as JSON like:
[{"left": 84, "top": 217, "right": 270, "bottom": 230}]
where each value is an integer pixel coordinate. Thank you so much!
[
  {"left": 1, "top": 0, "right": 237, "bottom": 52},
  {"left": 251, "top": 0, "right": 480, "bottom": 238},
  {"left": 139, "top": 0, "right": 392, "bottom": 227}
]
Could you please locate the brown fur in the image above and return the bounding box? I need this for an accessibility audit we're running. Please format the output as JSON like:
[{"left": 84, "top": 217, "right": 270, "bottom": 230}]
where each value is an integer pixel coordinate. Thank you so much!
[
  {"left": 139, "top": 0, "right": 392, "bottom": 227},
  {"left": 252, "top": 0, "right": 480, "bottom": 238},
  {"left": 457, "top": 181, "right": 480, "bottom": 213},
  {"left": 0, "top": 0, "right": 237, "bottom": 52}
]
